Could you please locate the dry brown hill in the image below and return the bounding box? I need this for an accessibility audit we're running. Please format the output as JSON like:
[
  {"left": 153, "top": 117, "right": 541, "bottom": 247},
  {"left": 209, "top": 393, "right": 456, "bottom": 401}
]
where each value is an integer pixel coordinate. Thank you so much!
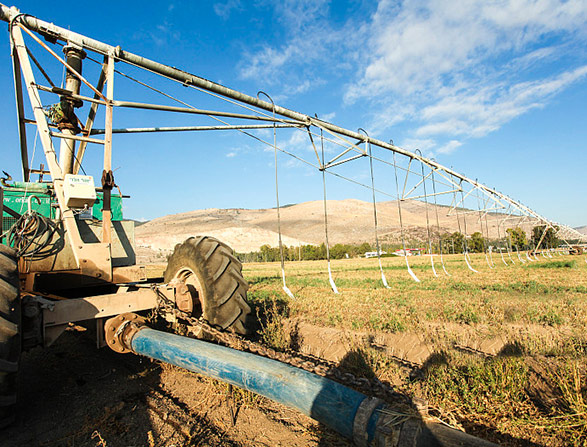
[{"left": 135, "top": 199, "right": 527, "bottom": 260}]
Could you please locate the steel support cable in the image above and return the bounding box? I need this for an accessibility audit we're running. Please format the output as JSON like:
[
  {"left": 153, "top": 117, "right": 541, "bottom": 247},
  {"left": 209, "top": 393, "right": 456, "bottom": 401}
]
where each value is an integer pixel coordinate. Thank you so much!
[
  {"left": 84, "top": 55, "right": 410, "bottom": 205},
  {"left": 258, "top": 91, "right": 295, "bottom": 300},
  {"left": 495, "top": 205, "right": 510, "bottom": 266},
  {"left": 430, "top": 164, "right": 451, "bottom": 276},
  {"left": 502, "top": 208, "right": 517, "bottom": 265},
  {"left": 318, "top": 125, "right": 339, "bottom": 294},
  {"left": 415, "top": 150, "right": 437, "bottom": 278},
  {"left": 393, "top": 152, "right": 420, "bottom": 283},
  {"left": 25, "top": 46, "right": 56, "bottom": 88},
  {"left": 474, "top": 180, "right": 494, "bottom": 270},
  {"left": 483, "top": 207, "right": 496, "bottom": 267},
  {"left": 99, "top": 54, "right": 460, "bottom": 192},
  {"left": 455, "top": 183, "right": 479, "bottom": 273},
  {"left": 361, "top": 129, "right": 390, "bottom": 289}
]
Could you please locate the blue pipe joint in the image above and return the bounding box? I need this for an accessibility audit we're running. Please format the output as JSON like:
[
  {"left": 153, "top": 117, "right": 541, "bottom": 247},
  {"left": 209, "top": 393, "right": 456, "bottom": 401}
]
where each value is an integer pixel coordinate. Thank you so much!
[{"left": 130, "top": 328, "right": 386, "bottom": 445}]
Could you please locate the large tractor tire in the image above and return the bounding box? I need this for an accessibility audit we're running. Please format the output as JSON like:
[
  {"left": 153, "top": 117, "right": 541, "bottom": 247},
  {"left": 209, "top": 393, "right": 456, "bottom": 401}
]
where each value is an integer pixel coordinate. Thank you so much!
[
  {"left": 164, "top": 236, "right": 251, "bottom": 334},
  {"left": 0, "top": 245, "right": 20, "bottom": 428}
]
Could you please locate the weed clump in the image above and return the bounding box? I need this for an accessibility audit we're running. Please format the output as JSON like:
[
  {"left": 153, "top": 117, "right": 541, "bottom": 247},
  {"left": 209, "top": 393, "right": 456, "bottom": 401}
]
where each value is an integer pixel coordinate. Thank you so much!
[{"left": 527, "top": 260, "right": 577, "bottom": 269}]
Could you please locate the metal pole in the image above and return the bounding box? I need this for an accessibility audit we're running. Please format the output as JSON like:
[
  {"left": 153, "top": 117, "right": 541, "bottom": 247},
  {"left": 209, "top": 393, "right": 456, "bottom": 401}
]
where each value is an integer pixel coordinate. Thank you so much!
[
  {"left": 10, "top": 36, "right": 29, "bottom": 181},
  {"left": 101, "top": 54, "right": 114, "bottom": 245},
  {"left": 74, "top": 63, "right": 106, "bottom": 174},
  {"left": 58, "top": 44, "right": 85, "bottom": 175}
]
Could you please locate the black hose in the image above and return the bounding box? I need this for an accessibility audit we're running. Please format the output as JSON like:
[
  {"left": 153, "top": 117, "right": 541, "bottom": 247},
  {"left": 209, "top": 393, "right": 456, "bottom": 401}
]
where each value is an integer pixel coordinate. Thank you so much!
[{"left": 6, "top": 211, "right": 60, "bottom": 258}]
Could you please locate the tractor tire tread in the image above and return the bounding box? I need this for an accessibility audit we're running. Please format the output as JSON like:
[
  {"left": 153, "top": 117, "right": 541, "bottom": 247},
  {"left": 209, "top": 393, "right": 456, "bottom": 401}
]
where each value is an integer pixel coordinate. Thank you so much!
[
  {"left": 164, "top": 236, "right": 251, "bottom": 334},
  {"left": 0, "top": 247, "right": 20, "bottom": 428}
]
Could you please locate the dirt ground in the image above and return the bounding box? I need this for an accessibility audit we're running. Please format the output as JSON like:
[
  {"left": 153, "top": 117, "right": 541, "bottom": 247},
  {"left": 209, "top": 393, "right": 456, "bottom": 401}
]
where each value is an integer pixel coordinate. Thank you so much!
[{"left": 3, "top": 327, "right": 349, "bottom": 447}]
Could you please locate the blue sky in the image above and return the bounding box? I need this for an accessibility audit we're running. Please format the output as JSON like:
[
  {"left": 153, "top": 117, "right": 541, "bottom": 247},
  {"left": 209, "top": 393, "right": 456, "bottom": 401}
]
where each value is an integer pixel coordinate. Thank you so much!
[{"left": 1, "top": 0, "right": 586, "bottom": 226}]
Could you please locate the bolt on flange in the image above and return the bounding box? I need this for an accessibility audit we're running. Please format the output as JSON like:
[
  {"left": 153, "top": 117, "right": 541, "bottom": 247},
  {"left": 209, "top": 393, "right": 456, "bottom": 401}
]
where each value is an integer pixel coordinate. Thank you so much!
[{"left": 104, "top": 312, "right": 147, "bottom": 354}]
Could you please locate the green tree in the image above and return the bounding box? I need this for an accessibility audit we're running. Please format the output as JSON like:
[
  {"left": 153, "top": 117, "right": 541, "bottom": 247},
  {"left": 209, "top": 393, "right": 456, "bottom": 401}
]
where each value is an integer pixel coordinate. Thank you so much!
[
  {"left": 358, "top": 242, "right": 372, "bottom": 255},
  {"left": 330, "top": 243, "right": 350, "bottom": 259},
  {"left": 531, "top": 225, "right": 559, "bottom": 249},
  {"left": 506, "top": 227, "right": 527, "bottom": 249},
  {"left": 469, "top": 232, "right": 485, "bottom": 253},
  {"left": 442, "top": 232, "right": 464, "bottom": 253}
]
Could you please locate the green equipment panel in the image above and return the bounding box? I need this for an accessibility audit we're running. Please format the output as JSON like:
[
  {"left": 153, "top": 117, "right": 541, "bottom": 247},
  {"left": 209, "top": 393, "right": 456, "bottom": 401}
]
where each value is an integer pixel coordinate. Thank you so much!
[
  {"left": 2, "top": 183, "right": 124, "bottom": 244},
  {"left": 92, "top": 193, "right": 123, "bottom": 221}
]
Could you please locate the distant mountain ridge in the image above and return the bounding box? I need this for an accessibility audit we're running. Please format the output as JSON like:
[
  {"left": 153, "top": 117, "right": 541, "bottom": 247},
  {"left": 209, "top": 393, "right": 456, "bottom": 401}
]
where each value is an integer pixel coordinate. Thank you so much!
[{"left": 135, "top": 199, "right": 531, "bottom": 260}]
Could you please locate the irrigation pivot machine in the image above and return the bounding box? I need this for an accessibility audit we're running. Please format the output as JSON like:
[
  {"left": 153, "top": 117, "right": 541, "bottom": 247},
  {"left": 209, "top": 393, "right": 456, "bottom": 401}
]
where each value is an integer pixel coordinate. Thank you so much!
[{"left": 1, "top": 4, "right": 584, "bottom": 446}]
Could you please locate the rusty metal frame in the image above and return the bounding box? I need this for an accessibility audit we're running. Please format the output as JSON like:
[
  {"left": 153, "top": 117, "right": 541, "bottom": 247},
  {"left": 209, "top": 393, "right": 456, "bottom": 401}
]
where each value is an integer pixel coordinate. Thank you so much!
[{"left": 10, "top": 24, "right": 112, "bottom": 280}]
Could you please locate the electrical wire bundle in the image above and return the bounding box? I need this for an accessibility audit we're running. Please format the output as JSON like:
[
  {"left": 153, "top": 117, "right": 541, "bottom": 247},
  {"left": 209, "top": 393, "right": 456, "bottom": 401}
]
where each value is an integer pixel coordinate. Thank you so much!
[{"left": 6, "top": 210, "right": 60, "bottom": 258}]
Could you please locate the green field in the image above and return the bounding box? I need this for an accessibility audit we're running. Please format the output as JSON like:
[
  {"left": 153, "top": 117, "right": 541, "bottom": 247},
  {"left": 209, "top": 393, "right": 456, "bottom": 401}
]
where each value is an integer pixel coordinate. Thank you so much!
[{"left": 243, "top": 253, "right": 587, "bottom": 446}]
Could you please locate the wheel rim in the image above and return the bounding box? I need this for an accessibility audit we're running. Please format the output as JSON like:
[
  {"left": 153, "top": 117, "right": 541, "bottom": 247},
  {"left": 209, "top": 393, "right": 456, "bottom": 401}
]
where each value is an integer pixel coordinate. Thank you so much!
[{"left": 173, "top": 267, "right": 203, "bottom": 316}]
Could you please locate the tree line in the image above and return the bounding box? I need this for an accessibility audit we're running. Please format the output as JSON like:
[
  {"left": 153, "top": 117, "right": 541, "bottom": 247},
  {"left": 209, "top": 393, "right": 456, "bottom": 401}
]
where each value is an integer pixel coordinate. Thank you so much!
[{"left": 236, "top": 225, "right": 564, "bottom": 263}]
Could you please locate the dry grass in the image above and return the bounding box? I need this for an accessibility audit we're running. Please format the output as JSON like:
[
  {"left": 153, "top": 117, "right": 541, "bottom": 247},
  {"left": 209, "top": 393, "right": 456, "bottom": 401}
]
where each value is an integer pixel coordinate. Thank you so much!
[{"left": 243, "top": 253, "right": 587, "bottom": 446}]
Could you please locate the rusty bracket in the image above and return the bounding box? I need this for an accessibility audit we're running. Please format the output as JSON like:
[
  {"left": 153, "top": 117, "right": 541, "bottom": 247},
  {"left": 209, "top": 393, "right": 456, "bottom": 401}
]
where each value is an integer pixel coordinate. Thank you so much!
[{"left": 168, "top": 278, "right": 194, "bottom": 314}]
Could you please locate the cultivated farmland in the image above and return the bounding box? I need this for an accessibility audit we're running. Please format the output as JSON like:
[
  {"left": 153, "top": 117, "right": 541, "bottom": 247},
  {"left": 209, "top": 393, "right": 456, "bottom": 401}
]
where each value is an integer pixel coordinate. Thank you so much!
[
  {"left": 244, "top": 253, "right": 587, "bottom": 446},
  {"left": 6, "top": 254, "right": 586, "bottom": 446}
]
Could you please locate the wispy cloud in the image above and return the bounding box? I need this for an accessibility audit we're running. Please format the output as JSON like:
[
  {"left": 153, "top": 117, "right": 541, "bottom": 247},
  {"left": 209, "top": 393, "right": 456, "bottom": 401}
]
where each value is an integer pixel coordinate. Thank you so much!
[
  {"left": 415, "top": 65, "right": 587, "bottom": 139},
  {"left": 213, "top": 0, "right": 242, "bottom": 19},
  {"left": 345, "top": 0, "right": 587, "bottom": 153},
  {"left": 437, "top": 140, "right": 463, "bottom": 155},
  {"left": 238, "top": 0, "right": 587, "bottom": 156},
  {"left": 238, "top": 0, "right": 360, "bottom": 99}
]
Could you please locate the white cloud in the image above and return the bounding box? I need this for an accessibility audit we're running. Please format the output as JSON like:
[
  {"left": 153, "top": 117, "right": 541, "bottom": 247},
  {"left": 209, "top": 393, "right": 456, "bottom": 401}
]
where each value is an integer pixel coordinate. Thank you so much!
[
  {"left": 238, "top": 0, "right": 359, "bottom": 99},
  {"left": 238, "top": 0, "right": 587, "bottom": 155},
  {"left": 226, "top": 151, "right": 237, "bottom": 158},
  {"left": 401, "top": 138, "right": 437, "bottom": 152},
  {"left": 214, "top": 0, "right": 242, "bottom": 19},
  {"left": 346, "top": 0, "right": 587, "bottom": 152},
  {"left": 437, "top": 140, "right": 463, "bottom": 155},
  {"left": 347, "top": 0, "right": 587, "bottom": 101},
  {"left": 320, "top": 112, "right": 336, "bottom": 122},
  {"left": 278, "top": 129, "right": 310, "bottom": 153},
  {"left": 415, "top": 65, "right": 587, "bottom": 138}
]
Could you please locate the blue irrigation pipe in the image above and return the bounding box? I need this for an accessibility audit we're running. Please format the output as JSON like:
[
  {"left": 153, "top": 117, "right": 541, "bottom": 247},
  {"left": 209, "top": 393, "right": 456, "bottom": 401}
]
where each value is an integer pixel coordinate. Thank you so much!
[
  {"left": 131, "top": 328, "right": 381, "bottom": 443},
  {"left": 127, "top": 326, "right": 498, "bottom": 446}
]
